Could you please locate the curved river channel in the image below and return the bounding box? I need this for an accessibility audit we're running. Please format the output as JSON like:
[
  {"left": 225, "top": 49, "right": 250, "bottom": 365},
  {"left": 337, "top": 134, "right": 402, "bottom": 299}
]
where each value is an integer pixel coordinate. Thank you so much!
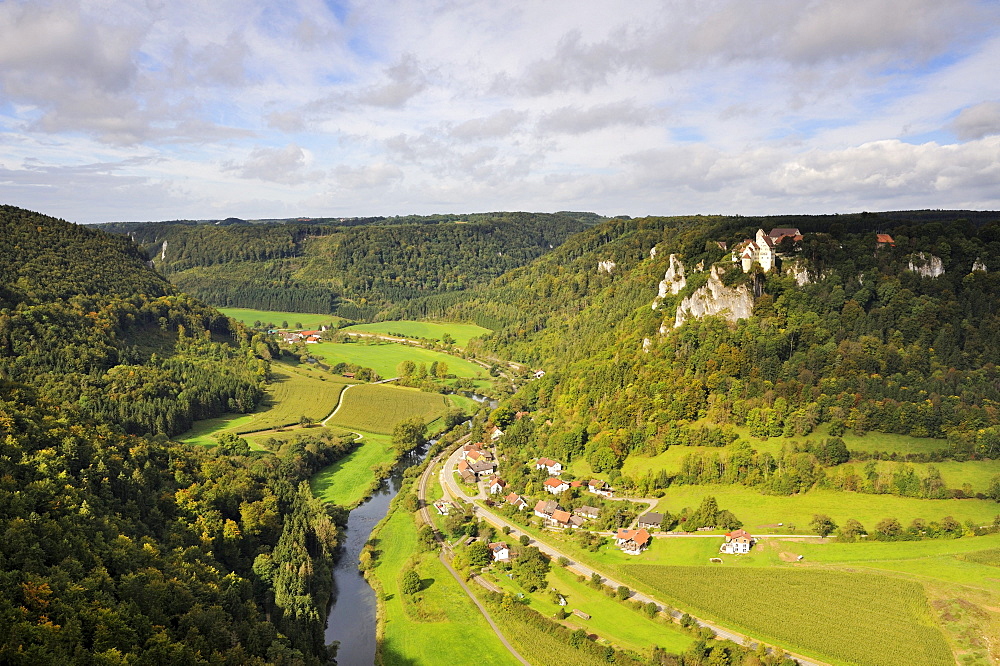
[{"left": 323, "top": 439, "right": 431, "bottom": 665}]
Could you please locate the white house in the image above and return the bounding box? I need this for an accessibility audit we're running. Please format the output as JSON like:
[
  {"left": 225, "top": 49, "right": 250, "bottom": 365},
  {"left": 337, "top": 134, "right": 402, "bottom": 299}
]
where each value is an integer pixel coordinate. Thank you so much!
[
  {"left": 587, "top": 479, "right": 613, "bottom": 497},
  {"left": 488, "top": 542, "right": 511, "bottom": 562},
  {"left": 487, "top": 477, "right": 507, "bottom": 495},
  {"left": 535, "top": 458, "right": 563, "bottom": 475},
  {"left": 543, "top": 477, "right": 569, "bottom": 495},
  {"left": 720, "top": 529, "right": 755, "bottom": 554},
  {"left": 737, "top": 228, "right": 802, "bottom": 273}
]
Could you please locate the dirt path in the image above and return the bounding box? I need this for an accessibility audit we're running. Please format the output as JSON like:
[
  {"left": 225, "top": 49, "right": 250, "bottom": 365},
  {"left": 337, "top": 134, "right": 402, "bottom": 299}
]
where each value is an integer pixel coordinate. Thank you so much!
[{"left": 416, "top": 439, "right": 530, "bottom": 666}]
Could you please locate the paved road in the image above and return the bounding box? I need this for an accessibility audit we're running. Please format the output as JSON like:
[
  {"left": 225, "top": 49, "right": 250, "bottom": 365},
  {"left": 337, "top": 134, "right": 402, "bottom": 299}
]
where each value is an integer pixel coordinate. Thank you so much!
[
  {"left": 440, "top": 446, "right": 827, "bottom": 666},
  {"left": 416, "top": 439, "right": 530, "bottom": 666}
]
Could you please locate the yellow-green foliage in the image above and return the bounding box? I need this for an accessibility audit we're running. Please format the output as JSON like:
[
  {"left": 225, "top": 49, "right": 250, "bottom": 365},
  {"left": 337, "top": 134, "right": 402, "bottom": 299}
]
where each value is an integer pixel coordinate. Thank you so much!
[
  {"left": 327, "top": 384, "right": 449, "bottom": 435},
  {"left": 624, "top": 565, "right": 953, "bottom": 666}
]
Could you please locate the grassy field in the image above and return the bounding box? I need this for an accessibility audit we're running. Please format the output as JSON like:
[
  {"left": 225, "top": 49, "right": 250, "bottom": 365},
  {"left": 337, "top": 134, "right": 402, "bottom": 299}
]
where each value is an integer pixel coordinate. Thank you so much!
[
  {"left": 219, "top": 307, "right": 343, "bottom": 330},
  {"left": 650, "top": 485, "right": 1000, "bottom": 530},
  {"left": 243, "top": 424, "right": 356, "bottom": 449},
  {"left": 178, "top": 361, "right": 351, "bottom": 445},
  {"left": 342, "top": 320, "right": 491, "bottom": 347},
  {"left": 178, "top": 362, "right": 353, "bottom": 445},
  {"left": 484, "top": 559, "right": 693, "bottom": 655},
  {"left": 310, "top": 431, "right": 394, "bottom": 507},
  {"left": 311, "top": 340, "right": 486, "bottom": 379},
  {"left": 849, "top": 459, "right": 1000, "bottom": 493},
  {"left": 326, "top": 384, "right": 452, "bottom": 435},
  {"left": 370, "top": 504, "right": 519, "bottom": 665},
  {"left": 624, "top": 565, "right": 952, "bottom": 666}
]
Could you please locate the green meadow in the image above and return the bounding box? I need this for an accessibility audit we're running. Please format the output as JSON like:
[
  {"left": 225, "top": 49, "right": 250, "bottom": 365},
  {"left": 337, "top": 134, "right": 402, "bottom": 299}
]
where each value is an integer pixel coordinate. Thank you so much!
[
  {"left": 309, "top": 430, "right": 394, "bottom": 507},
  {"left": 369, "top": 498, "right": 519, "bottom": 665},
  {"left": 342, "top": 320, "right": 491, "bottom": 347},
  {"left": 482, "top": 556, "right": 693, "bottom": 655},
  {"left": 219, "top": 307, "right": 343, "bottom": 330},
  {"left": 311, "top": 339, "right": 486, "bottom": 379},
  {"left": 652, "top": 485, "right": 1000, "bottom": 530}
]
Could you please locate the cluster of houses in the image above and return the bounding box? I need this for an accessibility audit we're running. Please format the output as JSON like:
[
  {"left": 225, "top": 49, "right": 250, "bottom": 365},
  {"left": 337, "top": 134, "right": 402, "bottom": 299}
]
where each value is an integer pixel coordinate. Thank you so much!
[
  {"left": 530, "top": 499, "right": 599, "bottom": 529},
  {"left": 456, "top": 443, "right": 499, "bottom": 484},
  {"left": 281, "top": 329, "right": 325, "bottom": 344}
]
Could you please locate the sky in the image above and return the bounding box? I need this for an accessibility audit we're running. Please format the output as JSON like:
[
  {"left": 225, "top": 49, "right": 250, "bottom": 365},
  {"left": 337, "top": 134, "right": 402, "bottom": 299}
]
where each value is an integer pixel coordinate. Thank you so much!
[{"left": 1, "top": 0, "right": 999, "bottom": 224}]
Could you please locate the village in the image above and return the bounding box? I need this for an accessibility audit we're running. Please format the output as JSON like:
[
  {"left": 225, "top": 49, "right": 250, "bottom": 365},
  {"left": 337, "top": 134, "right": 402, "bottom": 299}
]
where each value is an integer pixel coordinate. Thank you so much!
[{"left": 435, "top": 432, "right": 758, "bottom": 567}]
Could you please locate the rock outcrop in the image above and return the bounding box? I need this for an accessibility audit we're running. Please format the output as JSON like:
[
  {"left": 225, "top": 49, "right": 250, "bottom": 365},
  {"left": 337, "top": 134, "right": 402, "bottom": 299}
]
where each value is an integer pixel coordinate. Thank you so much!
[
  {"left": 652, "top": 254, "right": 687, "bottom": 310},
  {"left": 673, "top": 265, "right": 753, "bottom": 328},
  {"left": 907, "top": 253, "right": 944, "bottom": 278},
  {"left": 973, "top": 258, "right": 988, "bottom": 273},
  {"left": 784, "top": 259, "right": 810, "bottom": 286},
  {"left": 597, "top": 260, "right": 616, "bottom": 274}
]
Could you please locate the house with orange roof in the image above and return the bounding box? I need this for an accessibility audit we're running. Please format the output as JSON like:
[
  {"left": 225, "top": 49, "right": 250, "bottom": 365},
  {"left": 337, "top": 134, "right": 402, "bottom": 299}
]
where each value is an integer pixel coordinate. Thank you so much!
[
  {"left": 720, "top": 529, "right": 755, "bottom": 554},
  {"left": 543, "top": 477, "right": 569, "bottom": 495},
  {"left": 615, "top": 528, "right": 651, "bottom": 554},
  {"left": 505, "top": 492, "right": 528, "bottom": 511}
]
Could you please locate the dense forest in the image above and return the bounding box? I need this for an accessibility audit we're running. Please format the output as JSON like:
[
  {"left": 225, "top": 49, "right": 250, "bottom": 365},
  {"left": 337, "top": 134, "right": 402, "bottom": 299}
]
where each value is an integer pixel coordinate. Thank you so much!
[
  {"left": 460, "top": 211, "right": 1000, "bottom": 498},
  {"left": 97, "top": 212, "right": 601, "bottom": 318},
  {"left": 0, "top": 206, "right": 347, "bottom": 662},
  {"left": 1, "top": 206, "right": 276, "bottom": 437}
]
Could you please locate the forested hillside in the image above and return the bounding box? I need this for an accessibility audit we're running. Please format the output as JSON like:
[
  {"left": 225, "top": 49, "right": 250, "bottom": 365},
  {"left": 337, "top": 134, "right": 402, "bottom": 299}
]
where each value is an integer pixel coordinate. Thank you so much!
[
  {"left": 464, "top": 211, "right": 1000, "bottom": 496},
  {"left": 98, "top": 212, "right": 600, "bottom": 319},
  {"left": 1, "top": 206, "right": 272, "bottom": 436},
  {"left": 0, "top": 206, "right": 347, "bottom": 662}
]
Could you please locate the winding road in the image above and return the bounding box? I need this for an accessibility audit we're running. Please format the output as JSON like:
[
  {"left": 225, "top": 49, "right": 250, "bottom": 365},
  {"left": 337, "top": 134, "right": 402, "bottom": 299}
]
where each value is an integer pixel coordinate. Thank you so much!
[{"left": 438, "top": 444, "right": 828, "bottom": 666}]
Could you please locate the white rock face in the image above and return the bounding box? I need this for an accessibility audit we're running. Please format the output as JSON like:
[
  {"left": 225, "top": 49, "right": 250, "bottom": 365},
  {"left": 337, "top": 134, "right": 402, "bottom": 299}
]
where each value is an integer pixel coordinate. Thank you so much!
[
  {"left": 907, "top": 252, "right": 945, "bottom": 278},
  {"left": 973, "top": 258, "right": 988, "bottom": 273},
  {"left": 598, "top": 260, "right": 616, "bottom": 274},
  {"left": 673, "top": 265, "right": 754, "bottom": 328},
  {"left": 649, "top": 247, "right": 657, "bottom": 258},
  {"left": 785, "top": 259, "right": 810, "bottom": 286},
  {"left": 642, "top": 337, "right": 652, "bottom": 353},
  {"left": 160, "top": 240, "right": 168, "bottom": 261},
  {"left": 652, "top": 254, "right": 687, "bottom": 310}
]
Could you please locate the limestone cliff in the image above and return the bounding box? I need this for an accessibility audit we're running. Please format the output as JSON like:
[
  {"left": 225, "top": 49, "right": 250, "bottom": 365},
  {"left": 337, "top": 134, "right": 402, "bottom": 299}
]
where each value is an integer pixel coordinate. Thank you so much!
[
  {"left": 673, "top": 265, "right": 753, "bottom": 328},
  {"left": 907, "top": 252, "right": 945, "bottom": 278},
  {"left": 652, "top": 253, "right": 687, "bottom": 310}
]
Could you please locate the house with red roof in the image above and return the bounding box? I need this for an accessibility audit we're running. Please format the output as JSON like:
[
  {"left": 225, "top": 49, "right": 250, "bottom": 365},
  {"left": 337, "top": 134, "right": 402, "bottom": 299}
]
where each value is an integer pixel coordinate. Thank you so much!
[
  {"left": 487, "top": 476, "right": 507, "bottom": 495},
  {"left": 720, "top": 529, "right": 755, "bottom": 554},
  {"left": 505, "top": 492, "right": 528, "bottom": 511},
  {"left": 543, "top": 477, "right": 569, "bottom": 495},
  {"left": 615, "top": 528, "right": 651, "bottom": 554}
]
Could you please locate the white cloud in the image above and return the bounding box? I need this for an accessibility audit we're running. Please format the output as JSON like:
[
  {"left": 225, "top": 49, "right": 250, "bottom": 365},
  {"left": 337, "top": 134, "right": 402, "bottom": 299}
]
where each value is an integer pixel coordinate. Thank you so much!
[{"left": 0, "top": 0, "right": 998, "bottom": 221}]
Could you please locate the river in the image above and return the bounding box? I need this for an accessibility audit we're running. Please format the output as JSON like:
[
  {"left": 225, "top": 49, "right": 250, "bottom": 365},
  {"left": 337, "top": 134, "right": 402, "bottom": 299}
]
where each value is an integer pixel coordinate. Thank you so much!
[{"left": 323, "top": 439, "right": 431, "bottom": 665}]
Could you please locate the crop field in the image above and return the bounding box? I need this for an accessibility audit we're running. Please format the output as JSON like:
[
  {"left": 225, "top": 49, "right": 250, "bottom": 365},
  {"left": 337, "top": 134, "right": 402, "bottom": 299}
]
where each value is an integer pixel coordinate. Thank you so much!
[
  {"left": 218, "top": 307, "right": 342, "bottom": 330},
  {"left": 623, "top": 565, "right": 953, "bottom": 666},
  {"left": 310, "top": 340, "right": 486, "bottom": 379},
  {"left": 651, "top": 485, "right": 1000, "bottom": 529},
  {"left": 342, "top": 320, "right": 491, "bottom": 347},
  {"left": 325, "top": 384, "right": 450, "bottom": 435},
  {"left": 178, "top": 362, "right": 351, "bottom": 444}
]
